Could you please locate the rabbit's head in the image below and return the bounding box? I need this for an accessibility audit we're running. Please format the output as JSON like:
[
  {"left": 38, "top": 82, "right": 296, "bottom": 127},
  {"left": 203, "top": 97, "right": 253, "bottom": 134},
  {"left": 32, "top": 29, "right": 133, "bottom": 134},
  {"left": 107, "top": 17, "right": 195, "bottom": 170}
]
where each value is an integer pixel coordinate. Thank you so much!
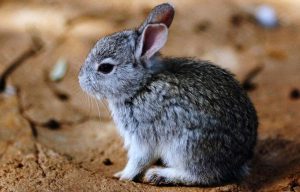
[{"left": 79, "top": 3, "right": 174, "bottom": 101}]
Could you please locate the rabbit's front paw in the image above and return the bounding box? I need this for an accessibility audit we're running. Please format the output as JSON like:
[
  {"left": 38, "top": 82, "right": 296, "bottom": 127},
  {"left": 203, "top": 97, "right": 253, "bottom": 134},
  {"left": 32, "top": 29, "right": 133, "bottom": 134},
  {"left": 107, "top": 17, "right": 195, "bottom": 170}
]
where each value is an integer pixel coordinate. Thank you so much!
[
  {"left": 113, "top": 171, "right": 123, "bottom": 179},
  {"left": 114, "top": 170, "right": 138, "bottom": 181}
]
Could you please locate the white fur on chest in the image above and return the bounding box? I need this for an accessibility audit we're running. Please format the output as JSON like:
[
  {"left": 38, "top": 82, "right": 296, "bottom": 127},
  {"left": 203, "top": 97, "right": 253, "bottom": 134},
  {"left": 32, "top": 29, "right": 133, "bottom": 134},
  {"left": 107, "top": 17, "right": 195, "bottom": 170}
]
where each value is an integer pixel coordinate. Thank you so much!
[
  {"left": 108, "top": 100, "right": 182, "bottom": 167},
  {"left": 108, "top": 101, "right": 132, "bottom": 149}
]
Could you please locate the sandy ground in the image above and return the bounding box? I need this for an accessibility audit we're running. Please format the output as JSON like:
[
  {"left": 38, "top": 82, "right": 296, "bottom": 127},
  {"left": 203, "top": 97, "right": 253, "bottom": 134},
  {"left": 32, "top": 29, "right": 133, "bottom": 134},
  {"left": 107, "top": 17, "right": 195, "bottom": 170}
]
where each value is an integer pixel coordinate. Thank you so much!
[{"left": 0, "top": 0, "right": 299, "bottom": 191}]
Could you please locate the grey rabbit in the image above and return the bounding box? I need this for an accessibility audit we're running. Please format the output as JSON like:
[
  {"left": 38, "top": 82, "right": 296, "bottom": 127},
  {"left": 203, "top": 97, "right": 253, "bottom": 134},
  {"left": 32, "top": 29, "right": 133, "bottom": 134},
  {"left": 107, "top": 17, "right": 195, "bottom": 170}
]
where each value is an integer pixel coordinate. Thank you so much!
[{"left": 79, "top": 3, "right": 258, "bottom": 186}]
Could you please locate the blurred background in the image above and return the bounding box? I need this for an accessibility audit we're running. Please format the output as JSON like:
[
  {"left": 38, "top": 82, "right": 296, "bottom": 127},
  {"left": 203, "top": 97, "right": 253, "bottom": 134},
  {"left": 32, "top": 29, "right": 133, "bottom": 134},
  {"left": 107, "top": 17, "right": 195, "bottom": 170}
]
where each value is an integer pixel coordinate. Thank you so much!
[{"left": 0, "top": 0, "right": 299, "bottom": 191}]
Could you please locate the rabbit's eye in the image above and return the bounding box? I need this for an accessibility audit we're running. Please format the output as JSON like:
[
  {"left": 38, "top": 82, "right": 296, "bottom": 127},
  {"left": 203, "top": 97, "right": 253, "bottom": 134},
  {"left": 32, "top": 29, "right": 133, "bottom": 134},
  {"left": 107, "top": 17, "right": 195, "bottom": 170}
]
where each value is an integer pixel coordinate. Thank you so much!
[{"left": 97, "top": 63, "right": 114, "bottom": 74}]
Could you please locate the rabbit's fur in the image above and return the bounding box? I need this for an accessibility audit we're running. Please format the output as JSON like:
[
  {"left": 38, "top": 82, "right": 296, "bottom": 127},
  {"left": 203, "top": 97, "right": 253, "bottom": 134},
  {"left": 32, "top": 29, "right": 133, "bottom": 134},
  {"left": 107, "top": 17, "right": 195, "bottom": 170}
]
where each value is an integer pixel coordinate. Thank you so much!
[{"left": 79, "top": 3, "right": 258, "bottom": 186}]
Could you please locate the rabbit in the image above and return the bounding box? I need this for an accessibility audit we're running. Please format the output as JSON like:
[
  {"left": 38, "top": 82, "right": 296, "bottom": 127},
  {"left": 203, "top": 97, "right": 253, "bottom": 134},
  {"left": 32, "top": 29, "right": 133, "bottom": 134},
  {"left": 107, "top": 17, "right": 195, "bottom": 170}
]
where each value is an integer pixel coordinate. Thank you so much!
[{"left": 78, "top": 3, "right": 258, "bottom": 186}]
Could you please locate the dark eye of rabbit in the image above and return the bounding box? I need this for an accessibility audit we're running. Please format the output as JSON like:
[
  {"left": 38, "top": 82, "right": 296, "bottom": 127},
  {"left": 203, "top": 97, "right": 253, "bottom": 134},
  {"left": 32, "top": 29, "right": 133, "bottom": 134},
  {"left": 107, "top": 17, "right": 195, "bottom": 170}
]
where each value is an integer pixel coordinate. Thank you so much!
[{"left": 97, "top": 63, "right": 114, "bottom": 74}]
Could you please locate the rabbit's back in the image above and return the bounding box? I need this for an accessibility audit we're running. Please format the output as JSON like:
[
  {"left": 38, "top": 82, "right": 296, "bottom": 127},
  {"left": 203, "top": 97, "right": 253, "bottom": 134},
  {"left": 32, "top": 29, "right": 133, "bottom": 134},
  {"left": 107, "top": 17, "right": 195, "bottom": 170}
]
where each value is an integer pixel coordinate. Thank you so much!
[
  {"left": 157, "top": 57, "right": 258, "bottom": 146},
  {"left": 130, "top": 57, "right": 257, "bottom": 147},
  {"left": 151, "top": 58, "right": 257, "bottom": 125}
]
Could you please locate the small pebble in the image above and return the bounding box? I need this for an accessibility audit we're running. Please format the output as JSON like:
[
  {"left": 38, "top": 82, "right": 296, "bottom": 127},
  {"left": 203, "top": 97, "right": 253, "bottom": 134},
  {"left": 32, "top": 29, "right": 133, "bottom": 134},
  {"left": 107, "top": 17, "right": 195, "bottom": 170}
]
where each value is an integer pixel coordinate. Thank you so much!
[
  {"left": 50, "top": 58, "right": 68, "bottom": 82},
  {"left": 103, "top": 158, "right": 113, "bottom": 166},
  {"left": 56, "top": 92, "right": 69, "bottom": 101},
  {"left": 16, "top": 163, "right": 24, "bottom": 168},
  {"left": 290, "top": 89, "right": 300, "bottom": 100},
  {"left": 230, "top": 14, "right": 244, "bottom": 27},
  {"left": 4, "top": 85, "right": 16, "bottom": 96},
  {"left": 194, "top": 21, "right": 210, "bottom": 33},
  {"left": 255, "top": 5, "right": 278, "bottom": 28},
  {"left": 43, "top": 119, "right": 61, "bottom": 130},
  {"left": 242, "top": 81, "right": 257, "bottom": 92}
]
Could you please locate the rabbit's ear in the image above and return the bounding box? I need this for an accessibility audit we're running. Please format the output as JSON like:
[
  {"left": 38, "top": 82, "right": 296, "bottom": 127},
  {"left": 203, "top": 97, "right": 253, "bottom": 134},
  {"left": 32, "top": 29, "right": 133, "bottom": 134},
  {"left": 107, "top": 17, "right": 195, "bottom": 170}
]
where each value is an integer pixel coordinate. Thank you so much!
[
  {"left": 136, "top": 23, "right": 168, "bottom": 61},
  {"left": 138, "top": 3, "right": 175, "bottom": 33}
]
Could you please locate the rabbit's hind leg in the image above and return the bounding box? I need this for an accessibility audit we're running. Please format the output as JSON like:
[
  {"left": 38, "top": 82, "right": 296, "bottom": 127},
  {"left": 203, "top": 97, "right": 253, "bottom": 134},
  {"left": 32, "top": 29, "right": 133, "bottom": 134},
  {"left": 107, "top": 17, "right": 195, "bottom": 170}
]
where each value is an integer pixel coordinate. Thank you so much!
[{"left": 144, "top": 167, "right": 199, "bottom": 186}]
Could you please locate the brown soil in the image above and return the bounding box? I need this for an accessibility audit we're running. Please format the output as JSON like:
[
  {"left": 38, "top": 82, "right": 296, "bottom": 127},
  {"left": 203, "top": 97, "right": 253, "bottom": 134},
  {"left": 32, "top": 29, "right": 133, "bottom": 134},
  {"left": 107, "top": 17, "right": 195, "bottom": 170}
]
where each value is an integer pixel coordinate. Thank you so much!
[{"left": 0, "top": 0, "right": 299, "bottom": 191}]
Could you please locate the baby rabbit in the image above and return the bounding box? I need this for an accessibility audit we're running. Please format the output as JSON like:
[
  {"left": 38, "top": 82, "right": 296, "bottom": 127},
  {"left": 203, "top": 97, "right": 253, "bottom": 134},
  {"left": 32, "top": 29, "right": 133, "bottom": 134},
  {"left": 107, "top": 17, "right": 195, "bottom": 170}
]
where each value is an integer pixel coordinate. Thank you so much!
[{"left": 79, "top": 3, "right": 258, "bottom": 186}]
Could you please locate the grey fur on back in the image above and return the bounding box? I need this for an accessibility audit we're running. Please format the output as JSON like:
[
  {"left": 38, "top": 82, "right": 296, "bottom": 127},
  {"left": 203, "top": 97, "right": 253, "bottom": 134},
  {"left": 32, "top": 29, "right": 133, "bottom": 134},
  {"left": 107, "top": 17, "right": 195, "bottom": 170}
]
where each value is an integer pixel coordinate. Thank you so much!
[{"left": 79, "top": 3, "right": 258, "bottom": 186}]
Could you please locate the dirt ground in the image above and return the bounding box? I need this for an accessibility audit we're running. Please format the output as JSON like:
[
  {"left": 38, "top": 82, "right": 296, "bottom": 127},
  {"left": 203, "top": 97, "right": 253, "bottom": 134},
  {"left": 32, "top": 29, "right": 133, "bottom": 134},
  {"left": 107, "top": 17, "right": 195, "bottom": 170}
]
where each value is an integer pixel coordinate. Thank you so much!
[{"left": 0, "top": 0, "right": 299, "bottom": 191}]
